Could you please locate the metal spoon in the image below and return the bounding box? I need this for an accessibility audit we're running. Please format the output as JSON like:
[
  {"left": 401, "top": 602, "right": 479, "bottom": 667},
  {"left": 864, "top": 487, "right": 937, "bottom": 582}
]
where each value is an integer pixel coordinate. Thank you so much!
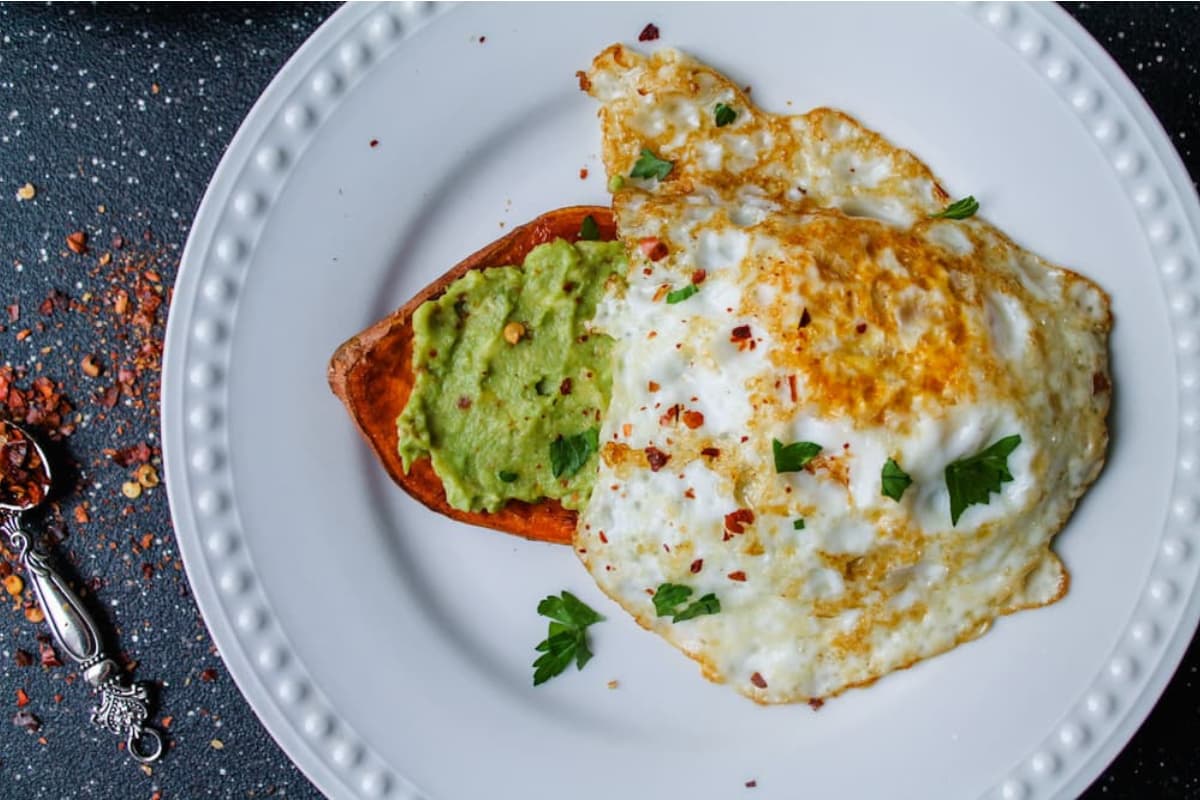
[{"left": 0, "top": 419, "right": 163, "bottom": 763}]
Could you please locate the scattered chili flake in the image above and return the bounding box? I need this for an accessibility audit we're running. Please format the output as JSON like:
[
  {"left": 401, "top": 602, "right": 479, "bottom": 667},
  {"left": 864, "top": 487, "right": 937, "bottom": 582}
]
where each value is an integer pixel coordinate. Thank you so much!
[
  {"left": 1093, "top": 372, "right": 1110, "bottom": 394},
  {"left": 16, "top": 688, "right": 30, "bottom": 707},
  {"left": 12, "top": 709, "right": 40, "bottom": 733},
  {"left": 701, "top": 447, "right": 720, "bottom": 458},
  {"left": 691, "top": 269, "right": 707, "bottom": 285},
  {"left": 559, "top": 378, "right": 573, "bottom": 396},
  {"left": 14, "top": 650, "right": 33, "bottom": 668},
  {"left": 576, "top": 70, "right": 592, "bottom": 92},
  {"left": 200, "top": 667, "right": 218, "bottom": 683},
  {"left": 808, "top": 697, "right": 825, "bottom": 711},
  {"left": 579, "top": 167, "right": 589, "bottom": 180},
  {"left": 369, "top": 138, "right": 379, "bottom": 148},
  {"left": 745, "top": 780, "right": 758, "bottom": 789},
  {"left": 723, "top": 508, "right": 755, "bottom": 538},
  {"left": 598, "top": 531, "right": 608, "bottom": 543},
  {"left": 728, "top": 571, "right": 747, "bottom": 582},
  {"left": 644, "top": 446, "right": 670, "bottom": 472},
  {"left": 66, "top": 231, "right": 88, "bottom": 255},
  {"left": 639, "top": 237, "right": 669, "bottom": 262},
  {"left": 456, "top": 396, "right": 472, "bottom": 410},
  {"left": 659, "top": 404, "right": 680, "bottom": 426},
  {"left": 682, "top": 410, "right": 704, "bottom": 429},
  {"left": 799, "top": 308, "right": 811, "bottom": 328},
  {"left": 36, "top": 636, "right": 61, "bottom": 668},
  {"left": 647, "top": 381, "right": 660, "bottom": 392},
  {"left": 684, "top": 488, "right": 695, "bottom": 499},
  {"left": 690, "top": 559, "right": 703, "bottom": 573},
  {"left": 788, "top": 374, "right": 798, "bottom": 402},
  {"left": 15, "top": 328, "right": 31, "bottom": 341},
  {"left": 855, "top": 322, "right": 867, "bottom": 334},
  {"left": 750, "top": 671, "right": 767, "bottom": 688},
  {"left": 638, "top": 22, "right": 660, "bottom": 41},
  {"left": 730, "top": 325, "right": 752, "bottom": 341}
]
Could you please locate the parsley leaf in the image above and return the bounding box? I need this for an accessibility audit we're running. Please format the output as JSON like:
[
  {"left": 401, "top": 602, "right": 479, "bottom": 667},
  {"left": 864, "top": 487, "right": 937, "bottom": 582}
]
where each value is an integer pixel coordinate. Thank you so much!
[
  {"left": 881, "top": 458, "right": 912, "bottom": 501},
  {"left": 673, "top": 593, "right": 720, "bottom": 622},
  {"left": 931, "top": 196, "right": 979, "bottom": 220},
  {"left": 498, "top": 470, "right": 519, "bottom": 483},
  {"left": 944, "top": 435, "right": 1022, "bottom": 525},
  {"left": 666, "top": 284, "right": 699, "bottom": 304},
  {"left": 714, "top": 103, "right": 737, "bottom": 127},
  {"left": 579, "top": 214, "right": 600, "bottom": 241},
  {"left": 631, "top": 148, "right": 673, "bottom": 180},
  {"left": 772, "top": 439, "right": 822, "bottom": 473},
  {"left": 653, "top": 583, "right": 721, "bottom": 623},
  {"left": 653, "top": 583, "right": 693, "bottom": 617},
  {"left": 532, "top": 592, "right": 604, "bottom": 685},
  {"left": 793, "top": 518, "right": 806, "bottom": 530},
  {"left": 550, "top": 427, "right": 599, "bottom": 479}
]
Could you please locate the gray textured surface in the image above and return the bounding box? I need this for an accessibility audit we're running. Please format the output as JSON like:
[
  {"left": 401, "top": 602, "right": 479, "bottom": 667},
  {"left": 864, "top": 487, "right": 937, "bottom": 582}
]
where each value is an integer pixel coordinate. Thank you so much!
[{"left": 0, "top": 3, "right": 1196, "bottom": 798}]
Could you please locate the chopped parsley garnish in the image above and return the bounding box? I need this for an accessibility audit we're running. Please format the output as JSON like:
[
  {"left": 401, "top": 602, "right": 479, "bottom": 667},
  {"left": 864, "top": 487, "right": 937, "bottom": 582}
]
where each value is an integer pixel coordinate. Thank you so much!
[
  {"left": 631, "top": 148, "right": 673, "bottom": 180},
  {"left": 772, "top": 439, "right": 822, "bottom": 473},
  {"left": 498, "top": 470, "right": 519, "bottom": 483},
  {"left": 666, "top": 284, "right": 699, "bottom": 304},
  {"left": 532, "top": 591, "right": 604, "bottom": 686},
  {"left": 944, "top": 434, "right": 1022, "bottom": 525},
  {"left": 793, "top": 518, "right": 806, "bottom": 530},
  {"left": 931, "top": 196, "right": 980, "bottom": 220},
  {"left": 714, "top": 103, "right": 738, "bottom": 127},
  {"left": 579, "top": 214, "right": 600, "bottom": 241},
  {"left": 881, "top": 458, "right": 912, "bottom": 501},
  {"left": 550, "top": 427, "right": 600, "bottom": 479},
  {"left": 653, "top": 583, "right": 720, "bottom": 623}
]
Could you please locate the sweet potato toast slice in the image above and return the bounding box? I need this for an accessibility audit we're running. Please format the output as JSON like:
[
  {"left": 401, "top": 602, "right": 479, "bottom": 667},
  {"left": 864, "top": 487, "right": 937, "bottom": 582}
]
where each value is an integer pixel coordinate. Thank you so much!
[{"left": 328, "top": 206, "right": 617, "bottom": 545}]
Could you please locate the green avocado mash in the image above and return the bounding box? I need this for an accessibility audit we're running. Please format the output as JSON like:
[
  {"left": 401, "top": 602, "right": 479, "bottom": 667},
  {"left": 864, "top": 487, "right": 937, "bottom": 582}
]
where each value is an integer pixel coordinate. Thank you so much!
[{"left": 397, "top": 238, "right": 626, "bottom": 513}]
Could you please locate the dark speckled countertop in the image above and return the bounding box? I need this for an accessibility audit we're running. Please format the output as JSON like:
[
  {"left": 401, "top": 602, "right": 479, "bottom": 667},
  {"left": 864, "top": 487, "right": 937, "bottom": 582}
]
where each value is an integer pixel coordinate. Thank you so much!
[{"left": 0, "top": 3, "right": 1196, "bottom": 799}]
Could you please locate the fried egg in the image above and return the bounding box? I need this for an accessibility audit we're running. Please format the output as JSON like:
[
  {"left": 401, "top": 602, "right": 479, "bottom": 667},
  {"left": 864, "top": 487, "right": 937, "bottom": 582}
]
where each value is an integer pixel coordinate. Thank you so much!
[{"left": 576, "top": 45, "right": 1112, "bottom": 703}]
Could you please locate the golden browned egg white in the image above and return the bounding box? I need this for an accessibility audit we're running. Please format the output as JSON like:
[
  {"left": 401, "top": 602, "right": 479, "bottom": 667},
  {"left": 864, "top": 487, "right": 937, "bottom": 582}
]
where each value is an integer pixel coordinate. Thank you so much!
[{"left": 576, "top": 45, "right": 1112, "bottom": 704}]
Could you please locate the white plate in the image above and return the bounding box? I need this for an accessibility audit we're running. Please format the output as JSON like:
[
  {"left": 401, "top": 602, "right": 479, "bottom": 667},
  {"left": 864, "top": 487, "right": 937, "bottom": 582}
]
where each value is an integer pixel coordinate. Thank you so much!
[{"left": 163, "top": 4, "right": 1200, "bottom": 799}]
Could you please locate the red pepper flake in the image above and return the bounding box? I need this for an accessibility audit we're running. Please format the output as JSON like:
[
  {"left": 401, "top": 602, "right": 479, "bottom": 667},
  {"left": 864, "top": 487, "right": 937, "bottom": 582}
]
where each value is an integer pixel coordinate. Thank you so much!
[
  {"left": 855, "top": 322, "right": 867, "bottom": 334},
  {"left": 598, "top": 531, "right": 608, "bottom": 543},
  {"left": 749, "top": 671, "right": 767, "bottom": 688},
  {"left": 638, "top": 23, "right": 660, "bottom": 41},
  {"left": 682, "top": 409, "right": 704, "bottom": 429},
  {"left": 644, "top": 446, "right": 670, "bottom": 472},
  {"left": 648, "top": 381, "right": 660, "bottom": 392},
  {"left": 659, "top": 404, "right": 680, "bottom": 426},
  {"left": 684, "top": 488, "right": 695, "bottom": 499},
  {"left": 745, "top": 780, "right": 758, "bottom": 789},
  {"left": 456, "top": 396, "right": 472, "bottom": 410},
  {"left": 1093, "top": 372, "right": 1110, "bottom": 394},
  {"left": 639, "top": 237, "right": 669, "bottom": 262},
  {"left": 690, "top": 558, "right": 703, "bottom": 573},
  {"left": 723, "top": 508, "right": 755, "bottom": 539},
  {"left": 663, "top": 543, "right": 671, "bottom": 553},
  {"left": 14, "top": 650, "right": 33, "bottom": 668},
  {"left": 730, "top": 325, "right": 752, "bottom": 341},
  {"left": 799, "top": 308, "right": 812, "bottom": 328},
  {"left": 808, "top": 697, "right": 825, "bottom": 711},
  {"left": 36, "top": 636, "right": 61, "bottom": 668},
  {"left": 691, "top": 269, "right": 707, "bottom": 285},
  {"left": 200, "top": 667, "right": 218, "bottom": 683},
  {"left": 12, "top": 709, "right": 40, "bottom": 733},
  {"left": 701, "top": 447, "right": 721, "bottom": 459},
  {"left": 560, "top": 377, "right": 573, "bottom": 396},
  {"left": 369, "top": 138, "right": 379, "bottom": 148},
  {"left": 15, "top": 688, "right": 30, "bottom": 707},
  {"left": 728, "top": 570, "right": 747, "bottom": 582},
  {"left": 786, "top": 374, "right": 798, "bottom": 402},
  {"left": 66, "top": 230, "right": 88, "bottom": 255},
  {"left": 579, "top": 167, "right": 589, "bottom": 180}
]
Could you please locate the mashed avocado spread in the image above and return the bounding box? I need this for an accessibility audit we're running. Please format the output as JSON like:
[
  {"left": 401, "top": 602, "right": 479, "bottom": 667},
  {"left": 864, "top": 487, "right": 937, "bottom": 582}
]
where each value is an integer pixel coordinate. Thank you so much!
[{"left": 397, "top": 238, "right": 626, "bottom": 513}]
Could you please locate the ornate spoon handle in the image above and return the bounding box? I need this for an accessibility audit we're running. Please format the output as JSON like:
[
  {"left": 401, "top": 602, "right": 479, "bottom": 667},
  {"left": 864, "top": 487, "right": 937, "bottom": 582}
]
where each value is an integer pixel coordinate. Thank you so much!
[{"left": 2, "top": 514, "right": 163, "bottom": 763}]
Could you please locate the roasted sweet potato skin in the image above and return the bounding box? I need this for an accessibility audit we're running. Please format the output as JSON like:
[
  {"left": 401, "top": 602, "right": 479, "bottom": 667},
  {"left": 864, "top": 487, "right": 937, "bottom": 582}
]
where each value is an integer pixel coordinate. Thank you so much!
[{"left": 327, "top": 207, "right": 617, "bottom": 545}]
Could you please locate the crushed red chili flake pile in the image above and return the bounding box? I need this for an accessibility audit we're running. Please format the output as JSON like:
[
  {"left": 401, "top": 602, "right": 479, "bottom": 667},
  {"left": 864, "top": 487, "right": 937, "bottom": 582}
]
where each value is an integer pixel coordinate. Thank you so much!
[{"left": 0, "top": 423, "right": 51, "bottom": 508}]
